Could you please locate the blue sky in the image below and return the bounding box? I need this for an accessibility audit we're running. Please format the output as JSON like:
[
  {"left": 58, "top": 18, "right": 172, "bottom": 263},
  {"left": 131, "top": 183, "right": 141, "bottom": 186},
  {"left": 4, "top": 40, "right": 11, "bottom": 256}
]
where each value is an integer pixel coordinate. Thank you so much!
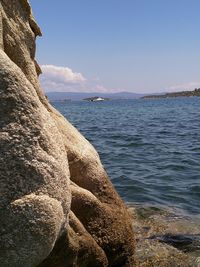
[{"left": 30, "top": 0, "right": 200, "bottom": 93}]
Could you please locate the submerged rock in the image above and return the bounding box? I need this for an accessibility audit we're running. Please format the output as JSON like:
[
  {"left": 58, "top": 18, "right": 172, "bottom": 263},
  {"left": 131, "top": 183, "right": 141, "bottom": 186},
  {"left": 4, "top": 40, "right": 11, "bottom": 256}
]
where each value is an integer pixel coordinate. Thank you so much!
[
  {"left": 149, "top": 234, "right": 200, "bottom": 253},
  {"left": 129, "top": 204, "right": 200, "bottom": 267},
  {"left": 0, "top": 1, "right": 135, "bottom": 266}
]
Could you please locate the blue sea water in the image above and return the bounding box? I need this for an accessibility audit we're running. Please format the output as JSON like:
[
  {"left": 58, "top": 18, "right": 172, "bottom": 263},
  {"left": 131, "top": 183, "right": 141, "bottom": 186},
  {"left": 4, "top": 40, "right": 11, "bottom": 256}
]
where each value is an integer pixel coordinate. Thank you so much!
[{"left": 52, "top": 97, "right": 200, "bottom": 216}]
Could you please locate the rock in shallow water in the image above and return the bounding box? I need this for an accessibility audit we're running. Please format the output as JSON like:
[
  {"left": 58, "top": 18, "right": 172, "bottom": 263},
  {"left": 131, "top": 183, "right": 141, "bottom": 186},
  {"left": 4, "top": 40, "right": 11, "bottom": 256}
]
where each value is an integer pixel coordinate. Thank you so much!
[
  {"left": 130, "top": 205, "right": 200, "bottom": 267},
  {"left": 0, "top": 1, "right": 135, "bottom": 266},
  {"left": 149, "top": 234, "right": 200, "bottom": 253}
]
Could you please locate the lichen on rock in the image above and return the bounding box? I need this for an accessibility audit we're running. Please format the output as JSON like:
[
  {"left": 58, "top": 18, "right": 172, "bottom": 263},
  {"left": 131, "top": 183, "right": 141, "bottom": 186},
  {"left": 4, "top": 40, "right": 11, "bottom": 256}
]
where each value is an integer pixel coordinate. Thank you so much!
[{"left": 0, "top": 1, "right": 135, "bottom": 266}]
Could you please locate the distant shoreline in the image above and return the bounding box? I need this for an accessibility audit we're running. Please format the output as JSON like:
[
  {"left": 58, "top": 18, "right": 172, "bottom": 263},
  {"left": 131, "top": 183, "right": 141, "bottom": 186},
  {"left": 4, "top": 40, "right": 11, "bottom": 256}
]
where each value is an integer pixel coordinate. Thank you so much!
[{"left": 142, "top": 88, "right": 200, "bottom": 99}]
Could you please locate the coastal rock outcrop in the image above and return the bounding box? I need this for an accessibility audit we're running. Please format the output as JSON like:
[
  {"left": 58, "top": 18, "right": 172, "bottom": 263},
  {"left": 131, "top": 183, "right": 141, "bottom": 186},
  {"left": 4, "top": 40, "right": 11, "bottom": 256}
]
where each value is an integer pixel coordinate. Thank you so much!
[{"left": 0, "top": 1, "right": 135, "bottom": 266}]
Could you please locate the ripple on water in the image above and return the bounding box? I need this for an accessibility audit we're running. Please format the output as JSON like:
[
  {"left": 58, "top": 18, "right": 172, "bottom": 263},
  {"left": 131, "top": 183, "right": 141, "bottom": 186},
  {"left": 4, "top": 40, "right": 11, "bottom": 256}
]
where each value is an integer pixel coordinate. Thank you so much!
[{"left": 53, "top": 97, "right": 200, "bottom": 216}]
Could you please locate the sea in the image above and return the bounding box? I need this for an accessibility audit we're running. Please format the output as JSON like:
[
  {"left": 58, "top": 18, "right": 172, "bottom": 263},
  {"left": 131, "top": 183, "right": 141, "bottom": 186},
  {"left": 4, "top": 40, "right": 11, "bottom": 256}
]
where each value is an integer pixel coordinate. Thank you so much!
[{"left": 52, "top": 97, "right": 200, "bottom": 217}]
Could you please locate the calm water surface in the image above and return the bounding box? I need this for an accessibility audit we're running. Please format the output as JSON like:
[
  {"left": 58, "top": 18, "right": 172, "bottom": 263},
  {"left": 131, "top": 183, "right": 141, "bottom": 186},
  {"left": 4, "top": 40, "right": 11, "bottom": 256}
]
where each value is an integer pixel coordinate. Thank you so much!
[{"left": 53, "top": 97, "right": 200, "bottom": 216}]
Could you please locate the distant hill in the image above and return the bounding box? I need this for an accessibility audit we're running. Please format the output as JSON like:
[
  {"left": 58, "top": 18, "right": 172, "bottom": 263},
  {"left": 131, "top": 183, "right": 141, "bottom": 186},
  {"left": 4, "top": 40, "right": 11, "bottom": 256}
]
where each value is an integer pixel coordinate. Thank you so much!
[
  {"left": 142, "top": 88, "right": 200, "bottom": 99},
  {"left": 46, "top": 91, "right": 146, "bottom": 101}
]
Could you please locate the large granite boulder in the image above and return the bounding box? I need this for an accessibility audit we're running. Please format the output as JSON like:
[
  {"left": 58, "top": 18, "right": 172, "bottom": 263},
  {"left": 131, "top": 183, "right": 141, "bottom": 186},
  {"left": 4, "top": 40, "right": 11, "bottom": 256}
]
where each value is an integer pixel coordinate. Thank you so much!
[{"left": 0, "top": 1, "right": 135, "bottom": 266}]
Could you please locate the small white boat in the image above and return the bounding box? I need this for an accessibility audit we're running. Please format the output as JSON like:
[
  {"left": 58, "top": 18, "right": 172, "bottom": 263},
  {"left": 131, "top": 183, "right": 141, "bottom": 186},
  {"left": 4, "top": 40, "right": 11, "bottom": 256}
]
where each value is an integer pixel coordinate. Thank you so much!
[{"left": 91, "top": 97, "right": 105, "bottom": 102}]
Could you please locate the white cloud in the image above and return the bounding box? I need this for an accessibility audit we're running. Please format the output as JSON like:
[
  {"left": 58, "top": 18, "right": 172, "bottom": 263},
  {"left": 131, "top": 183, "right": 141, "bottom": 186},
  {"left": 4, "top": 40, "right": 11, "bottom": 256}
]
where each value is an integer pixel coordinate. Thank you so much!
[
  {"left": 41, "top": 65, "right": 86, "bottom": 84},
  {"left": 40, "top": 64, "right": 113, "bottom": 93}
]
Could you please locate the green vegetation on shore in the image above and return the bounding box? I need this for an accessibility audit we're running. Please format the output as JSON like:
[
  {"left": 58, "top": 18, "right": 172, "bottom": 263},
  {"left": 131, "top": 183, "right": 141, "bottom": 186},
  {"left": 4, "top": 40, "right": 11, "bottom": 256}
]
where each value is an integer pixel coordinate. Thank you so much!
[{"left": 142, "top": 88, "right": 200, "bottom": 99}]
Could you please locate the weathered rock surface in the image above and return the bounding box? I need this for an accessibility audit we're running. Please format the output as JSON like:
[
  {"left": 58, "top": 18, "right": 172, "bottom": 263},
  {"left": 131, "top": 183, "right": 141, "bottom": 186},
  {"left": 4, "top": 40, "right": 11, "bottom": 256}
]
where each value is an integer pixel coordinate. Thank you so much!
[{"left": 0, "top": 1, "right": 135, "bottom": 266}]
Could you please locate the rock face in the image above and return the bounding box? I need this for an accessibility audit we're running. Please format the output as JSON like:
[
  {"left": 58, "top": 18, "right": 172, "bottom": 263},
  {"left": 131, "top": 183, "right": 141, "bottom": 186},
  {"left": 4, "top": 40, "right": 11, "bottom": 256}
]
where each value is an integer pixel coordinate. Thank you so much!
[{"left": 0, "top": 1, "right": 135, "bottom": 267}]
